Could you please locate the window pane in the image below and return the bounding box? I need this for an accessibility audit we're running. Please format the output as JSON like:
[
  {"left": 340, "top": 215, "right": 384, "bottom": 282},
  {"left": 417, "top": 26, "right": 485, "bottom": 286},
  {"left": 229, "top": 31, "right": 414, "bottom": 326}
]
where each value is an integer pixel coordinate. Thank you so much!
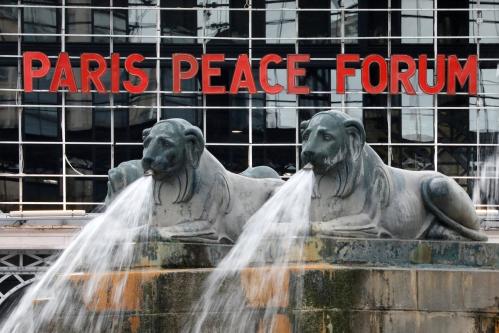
[
  {"left": 206, "top": 109, "right": 248, "bottom": 143},
  {"left": 23, "top": 1, "right": 60, "bottom": 43},
  {"left": 207, "top": 145, "right": 248, "bottom": 173},
  {"left": 401, "top": 0, "right": 433, "bottom": 44},
  {"left": 66, "top": 145, "right": 111, "bottom": 175},
  {"left": 391, "top": 146, "right": 434, "bottom": 171},
  {"left": 253, "top": 146, "right": 295, "bottom": 176},
  {"left": 161, "top": 0, "right": 197, "bottom": 44},
  {"left": 0, "top": 5, "right": 17, "bottom": 42},
  {"left": 0, "top": 177, "right": 19, "bottom": 212},
  {"left": 0, "top": 144, "right": 19, "bottom": 174},
  {"left": 438, "top": 146, "right": 476, "bottom": 177},
  {"left": 23, "top": 145, "right": 62, "bottom": 174},
  {"left": 470, "top": 1, "right": 499, "bottom": 44},
  {"left": 265, "top": 0, "right": 296, "bottom": 44},
  {"left": 66, "top": 177, "right": 108, "bottom": 206}
]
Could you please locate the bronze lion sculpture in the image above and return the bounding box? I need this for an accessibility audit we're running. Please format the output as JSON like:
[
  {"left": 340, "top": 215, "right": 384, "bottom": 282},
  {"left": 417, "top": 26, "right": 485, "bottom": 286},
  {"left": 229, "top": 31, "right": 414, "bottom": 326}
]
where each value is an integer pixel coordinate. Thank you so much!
[
  {"left": 106, "top": 119, "right": 283, "bottom": 243},
  {"left": 301, "top": 110, "right": 487, "bottom": 241}
]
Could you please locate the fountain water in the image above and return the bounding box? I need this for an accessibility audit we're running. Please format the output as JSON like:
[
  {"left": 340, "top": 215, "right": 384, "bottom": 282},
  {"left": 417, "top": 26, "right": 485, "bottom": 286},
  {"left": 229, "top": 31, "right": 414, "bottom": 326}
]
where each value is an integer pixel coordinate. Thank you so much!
[
  {"left": 0, "top": 176, "right": 154, "bottom": 333},
  {"left": 185, "top": 168, "right": 315, "bottom": 333}
]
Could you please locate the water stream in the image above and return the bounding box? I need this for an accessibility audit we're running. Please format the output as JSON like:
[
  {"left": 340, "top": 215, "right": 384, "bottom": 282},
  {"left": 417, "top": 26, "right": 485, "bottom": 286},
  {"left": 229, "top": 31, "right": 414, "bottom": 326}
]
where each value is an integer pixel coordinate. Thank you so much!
[
  {"left": 0, "top": 176, "right": 154, "bottom": 333},
  {"left": 185, "top": 168, "right": 315, "bottom": 333}
]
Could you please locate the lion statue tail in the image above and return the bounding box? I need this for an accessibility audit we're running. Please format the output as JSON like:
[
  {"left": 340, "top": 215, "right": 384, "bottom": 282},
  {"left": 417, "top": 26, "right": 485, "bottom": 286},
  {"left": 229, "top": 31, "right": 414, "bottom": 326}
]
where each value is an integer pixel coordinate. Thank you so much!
[{"left": 421, "top": 178, "right": 488, "bottom": 241}]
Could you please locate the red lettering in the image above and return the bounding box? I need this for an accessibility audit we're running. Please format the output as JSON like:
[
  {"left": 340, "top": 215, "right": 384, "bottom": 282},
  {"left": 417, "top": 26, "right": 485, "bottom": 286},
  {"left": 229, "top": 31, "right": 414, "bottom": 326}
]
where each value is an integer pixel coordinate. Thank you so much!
[
  {"left": 230, "top": 54, "right": 256, "bottom": 94},
  {"left": 23, "top": 51, "right": 51, "bottom": 93},
  {"left": 390, "top": 55, "right": 416, "bottom": 95},
  {"left": 259, "top": 54, "right": 283, "bottom": 94},
  {"left": 49, "top": 52, "right": 77, "bottom": 93},
  {"left": 447, "top": 55, "right": 477, "bottom": 95},
  {"left": 123, "top": 53, "right": 148, "bottom": 94},
  {"left": 361, "top": 54, "right": 387, "bottom": 94},
  {"left": 111, "top": 53, "right": 120, "bottom": 93},
  {"left": 202, "top": 54, "right": 225, "bottom": 94},
  {"left": 336, "top": 54, "right": 359, "bottom": 94},
  {"left": 81, "top": 53, "right": 107, "bottom": 93},
  {"left": 287, "top": 54, "right": 310, "bottom": 94},
  {"left": 172, "top": 53, "right": 199, "bottom": 94},
  {"left": 418, "top": 54, "right": 445, "bottom": 95}
]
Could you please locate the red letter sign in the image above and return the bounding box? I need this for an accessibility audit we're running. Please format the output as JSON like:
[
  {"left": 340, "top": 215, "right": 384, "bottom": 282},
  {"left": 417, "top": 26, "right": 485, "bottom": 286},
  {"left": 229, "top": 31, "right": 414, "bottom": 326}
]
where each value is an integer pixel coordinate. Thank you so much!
[
  {"left": 202, "top": 54, "right": 226, "bottom": 94},
  {"left": 230, "top": 54, "right": 257, "bottom": 94},
  {"left": 447, "top": 55, "right": 477, "bottom": 95},
  {"left": 259, "top": 54, "right": 283, "bottom": 95},
  {"left": 123, "top": 53, "right": 148, "bottom": 94},
  {"left": 23, "top": 51, "right": 50, "bottom": 93},
  {"left": 390, "top": 55, "right": 416, "bottom": 95},
  {"left": 361, "top": 55, "right": 387, "bottom": 94},
  {"left": 111, "top": 53, "right": 120, "bottom": 93},
  {"left": 336, "top": 54, "right": 359, "bottom": 94},
  {"left": 418, "top": 54, "right": 445, "bottom": 95},
  {"left": 287, "top": 54, "right": 310, "bottom": 94},
  {"left": 81, "top": 53, "right": 107, "bottom": 93},
  {"left": 172, "top": 53, "right": 199, "bottom": 94},
  {"left": 50, "top": 52, "right": 77, "bottom": 93}
]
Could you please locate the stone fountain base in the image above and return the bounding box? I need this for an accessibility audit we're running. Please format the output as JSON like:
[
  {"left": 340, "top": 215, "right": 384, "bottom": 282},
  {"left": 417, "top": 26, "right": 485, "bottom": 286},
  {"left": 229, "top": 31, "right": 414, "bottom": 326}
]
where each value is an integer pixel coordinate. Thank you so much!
[{"left": 69, "top": 237, "right": 499, "bottom": 333}]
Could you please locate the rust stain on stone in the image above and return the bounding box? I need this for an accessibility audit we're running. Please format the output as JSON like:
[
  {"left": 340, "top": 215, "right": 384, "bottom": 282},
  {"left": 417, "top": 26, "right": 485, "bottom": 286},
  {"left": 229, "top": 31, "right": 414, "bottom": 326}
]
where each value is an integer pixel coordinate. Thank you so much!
[
  {"left": 128, "top": 315, "right": 140, "bottom": 333},
  {"left": 241, "top": 267, "right": 290, "bottom": 308},
  {"left": 258, "top": 314, "right": 292, "bottom": 333},
  {"left": 68, "top": 269, "right": 162, "bottom": 311}
]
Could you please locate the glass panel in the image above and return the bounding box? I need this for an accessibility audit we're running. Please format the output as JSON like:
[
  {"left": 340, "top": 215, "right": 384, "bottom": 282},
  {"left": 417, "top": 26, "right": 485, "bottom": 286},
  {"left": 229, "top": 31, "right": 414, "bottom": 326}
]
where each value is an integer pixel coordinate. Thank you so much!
[
  {"left": 0, "top": 144, "right": 19, "bottom": 174},
  {"left": 161, "top": 0, "right": 197, "bottom": 44},
  {"left": 66, "top": 177, "right": 108, "bottom": 205},
  {"left": 197, "top": 0, "right": 248, "bottom": 44},
  {"left": 0, "top": 177, "right": 19, "bottom": 212},
  {"left": 66, "top": 0, "right": 110, "bottom": 43},
  {"left": 439, "top": 109, "right": 476, "bottom": 143},
  {"left": 372, "top": 145, "right": 388, "bottom": 164},
  {"left": 253, "top": 146, "right": 295, "bottom": 176},
  {"left": 23, "top": 0, "right": 60, "bottom": 43},
  {"left": 391, "top": 146, "right": 434, "bottom": 171},
  {"left": 115, "top": 145, "right": 143, "bottom": 165},
  {"left": 128, "top": 5, "right": 157, "bottom": 43},
  {"left": 66, "top": 145, "right": 111, "bottom": 175},
  {"left": 437, "top": 0, "right": 468, "bottom": 45},
  {"left": 0, "top": 5, "right": 17, "bottom": 42},
  {"left": 206, "top": 109, "right": 248, "bottom": 143},
  {"left": 364, "top": 109, "right": 388, "bottom": 143},
  {"left": 23, "top": 145, "right": 62, "bottom": 174},
  {"left": 298, "top": 0, "right": 330, "bottom": 45},
  {"left": 206, "top": 145, "right": 248, "bottom": 173},
  {"left": 401, "top": 0, "right": 433, "bottom": 43},
  {"left": 23, "top": 177, "right": 62, "bottom": 203},
  {"left": 437, "top": 146, "right": 476, "bottom": 177},
  {"left": 265, "top": 0, "right": 296, "bottom": 44},
  {"left": 470, "top": 1, "right": 499, "bottom": 44}
]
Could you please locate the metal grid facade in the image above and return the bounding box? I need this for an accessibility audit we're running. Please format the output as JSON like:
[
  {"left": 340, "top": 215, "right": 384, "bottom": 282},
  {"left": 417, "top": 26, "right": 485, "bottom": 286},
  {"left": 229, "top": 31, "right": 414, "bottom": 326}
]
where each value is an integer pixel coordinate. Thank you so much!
[{"left": 0, "top": 0, "right": 499, "bottom": 213}]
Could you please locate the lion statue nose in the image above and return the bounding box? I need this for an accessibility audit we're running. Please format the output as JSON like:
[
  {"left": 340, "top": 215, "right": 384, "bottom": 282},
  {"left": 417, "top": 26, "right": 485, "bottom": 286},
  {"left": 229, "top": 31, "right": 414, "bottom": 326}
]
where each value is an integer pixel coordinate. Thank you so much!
[
  {"left": 303, "top": 151, "right": 315, "bottom": 160},
  {"left": 142, "top": 156, "right": 154, "bottom": 170}
]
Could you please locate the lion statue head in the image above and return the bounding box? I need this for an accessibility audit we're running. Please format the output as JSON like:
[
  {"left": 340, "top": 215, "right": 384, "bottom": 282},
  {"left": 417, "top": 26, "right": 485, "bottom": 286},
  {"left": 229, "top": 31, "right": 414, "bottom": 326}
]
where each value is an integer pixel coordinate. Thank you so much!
[
  {"left": 300, "top": 110, "right": 366, "bottom": 176},
  {"left": 141, "top": 119, "right": 204, "bottom": 180}
]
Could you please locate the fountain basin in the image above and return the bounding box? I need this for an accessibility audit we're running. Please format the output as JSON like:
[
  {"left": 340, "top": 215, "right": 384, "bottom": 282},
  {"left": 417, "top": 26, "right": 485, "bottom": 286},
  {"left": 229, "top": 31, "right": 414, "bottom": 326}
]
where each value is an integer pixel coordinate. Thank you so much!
[{"left": 53, "top": 237, "right": 499, "bottom": 332}]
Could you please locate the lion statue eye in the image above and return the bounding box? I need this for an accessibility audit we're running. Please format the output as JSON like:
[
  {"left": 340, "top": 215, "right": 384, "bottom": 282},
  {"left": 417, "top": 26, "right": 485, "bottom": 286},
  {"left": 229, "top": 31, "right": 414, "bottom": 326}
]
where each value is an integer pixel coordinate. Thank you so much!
[
  {"left": 302, "top": 133, "right": 309, "bottom": 141},
  {"left": 323, "top": 134, "right": 333, "bottom": 141}
]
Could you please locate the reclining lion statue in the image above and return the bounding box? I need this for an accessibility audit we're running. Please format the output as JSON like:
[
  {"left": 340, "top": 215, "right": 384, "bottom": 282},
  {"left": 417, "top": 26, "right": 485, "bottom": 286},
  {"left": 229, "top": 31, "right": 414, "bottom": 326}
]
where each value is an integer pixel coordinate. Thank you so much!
[
  {"left": 301, "top": 110, "right": 487, "bottom": 241},
  {"left": 106, "top": 119, "right": 283, "bottom": 243}
]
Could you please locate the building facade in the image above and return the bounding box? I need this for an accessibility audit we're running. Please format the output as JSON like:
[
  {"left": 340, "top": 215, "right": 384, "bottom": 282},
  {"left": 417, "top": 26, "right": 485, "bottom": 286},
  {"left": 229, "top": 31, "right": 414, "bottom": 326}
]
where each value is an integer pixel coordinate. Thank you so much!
[{"left": 0, "top": 0, "right": 499, "bottom": 215}]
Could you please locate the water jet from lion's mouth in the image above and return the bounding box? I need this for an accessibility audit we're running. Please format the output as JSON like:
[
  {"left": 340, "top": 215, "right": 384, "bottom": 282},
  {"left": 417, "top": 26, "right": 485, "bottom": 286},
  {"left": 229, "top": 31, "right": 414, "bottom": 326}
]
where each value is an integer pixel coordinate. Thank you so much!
[
  {"left": 303, "top": 163, "right": 314, "bottom": 170},
  {"left": 144, "top": 169, "right": 154, "bottom": 177}
]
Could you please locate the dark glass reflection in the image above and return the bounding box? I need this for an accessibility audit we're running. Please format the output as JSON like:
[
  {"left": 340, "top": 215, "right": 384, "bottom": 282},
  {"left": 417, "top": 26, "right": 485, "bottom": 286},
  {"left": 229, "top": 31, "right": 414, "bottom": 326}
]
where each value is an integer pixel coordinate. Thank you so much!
[
  {"left": 391, "top": 146, "right": 434, "bottom": 171},
  {"left": 206, "top": 145, "right": 248, "bottom": 173},
  {"left": 0, "top": 177, "right": 19, "bottom": 213},
  {"left": 161, "top": 0, "right": 197, "bottom": 44},
  {"left": 66, "top": 177, "right": 107, "bottom": 204},
  {"left": 23, "top": 177, "right": 62, "bottom": 203},
  {"left": 66, "top": 0, "right": 110, "bottom": 43},
  {"left": 437, "top": 146, "right": 476, "bottom": 177},
  {"left": 0, "top": 144, "right": 19, "bottom": 173},
  {"left": 206, "top": 109, "right": 248, "bottom": 143},
  {"left": 253, "top": 146, "right": 295, "bottom": 176},
  {"left": 298, "top": 0, "right": 330, "bottom": 45},
  {"left": 23, "top": 144, "right": 62, "bottom": 174},
  {"left": 23, "top": 0, "right": 60, "bottom": 43},
  {"left": 0, "top": 5, "right": 17, "bottom": 42},
  {"left": 66, "top": 145, "right": 111, "bottom": 175},
  {"left": 115, "top": 145, "right": 143, "bottom": 165}
]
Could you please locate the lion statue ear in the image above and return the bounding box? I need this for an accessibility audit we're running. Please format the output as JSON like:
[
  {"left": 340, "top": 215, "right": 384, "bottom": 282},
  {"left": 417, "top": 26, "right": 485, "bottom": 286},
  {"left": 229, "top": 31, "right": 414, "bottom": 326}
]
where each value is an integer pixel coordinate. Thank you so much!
[
  {"left": 142, "top": 128, "right": 151, "bottom": 141},
  {"left": 184, "top": 126, "right": 205, "bottom": 169},
  {"left": 344, "top": 118, "right": 366, "bottom": 161},
  {"left": 300, "top": 120, "right": 310, "bottom": 134}
]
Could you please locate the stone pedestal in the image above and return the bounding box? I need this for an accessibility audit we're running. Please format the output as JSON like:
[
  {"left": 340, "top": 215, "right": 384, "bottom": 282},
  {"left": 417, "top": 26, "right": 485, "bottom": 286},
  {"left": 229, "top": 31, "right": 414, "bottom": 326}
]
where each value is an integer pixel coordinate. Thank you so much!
[{"left": 70, "top": 237, "right": 499, "bottom": 333}]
